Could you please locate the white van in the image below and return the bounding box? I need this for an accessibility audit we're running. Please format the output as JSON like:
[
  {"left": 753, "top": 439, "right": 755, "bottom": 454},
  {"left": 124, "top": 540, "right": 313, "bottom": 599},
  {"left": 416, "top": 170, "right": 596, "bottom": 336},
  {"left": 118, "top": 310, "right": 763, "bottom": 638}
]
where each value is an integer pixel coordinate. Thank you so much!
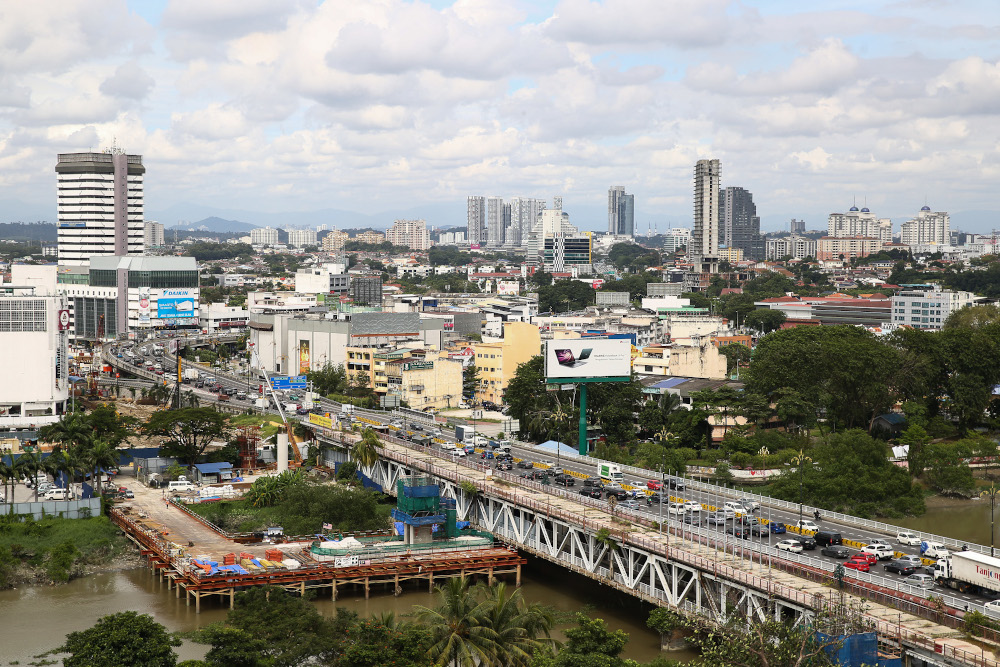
[
  {"left": 167, "top": 480, "right": 197, "bottom": 493},
  {"left": 44, "top": 488, "right": 71, "bottom": 500}
]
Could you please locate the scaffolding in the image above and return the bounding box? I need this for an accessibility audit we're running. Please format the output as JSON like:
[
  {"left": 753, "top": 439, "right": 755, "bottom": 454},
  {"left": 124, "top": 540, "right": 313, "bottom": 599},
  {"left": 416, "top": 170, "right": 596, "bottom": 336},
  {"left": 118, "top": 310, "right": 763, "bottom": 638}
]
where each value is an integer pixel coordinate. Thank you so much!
[{"left": 235, "top": 426, "right": 260, "bottom": 473}]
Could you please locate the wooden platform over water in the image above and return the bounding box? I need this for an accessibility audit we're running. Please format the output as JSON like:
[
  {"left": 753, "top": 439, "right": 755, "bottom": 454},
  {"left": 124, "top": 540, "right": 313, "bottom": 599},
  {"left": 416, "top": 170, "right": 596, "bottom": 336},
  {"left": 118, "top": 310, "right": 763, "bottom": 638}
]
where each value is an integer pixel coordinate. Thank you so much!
[{"left": 110, "top": 507, "right": 524, "bottom": 613}]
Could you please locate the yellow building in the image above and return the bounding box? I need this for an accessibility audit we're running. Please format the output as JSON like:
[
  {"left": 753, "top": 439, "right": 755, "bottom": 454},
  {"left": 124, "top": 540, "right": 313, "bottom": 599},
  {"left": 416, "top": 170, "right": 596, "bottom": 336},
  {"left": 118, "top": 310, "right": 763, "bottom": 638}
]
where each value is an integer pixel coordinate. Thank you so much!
[
  {"left": 718, "top": 247, "right": 744, "bottom": 262},
  {"left": 355, "top": 231, "right": 385, "bottom": 245},
  {"left": 322, "top": 230, "right": 349, "bottom": 252},
  {"left": 471, "top": 322, "right": 541, "bottom": 405},
  {"left": 373, "top": 348, "right": 415, "bottom": 394},
  {"left": 385, "top": 351, "right": 463, "bottom": 410}
]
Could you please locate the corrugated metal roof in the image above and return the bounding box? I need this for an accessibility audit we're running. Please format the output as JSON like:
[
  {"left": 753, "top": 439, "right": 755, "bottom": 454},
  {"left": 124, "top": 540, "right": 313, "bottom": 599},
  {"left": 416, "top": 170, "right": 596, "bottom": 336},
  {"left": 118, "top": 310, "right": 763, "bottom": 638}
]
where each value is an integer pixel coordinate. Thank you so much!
[{"left": 193, "top": 462, "right": 233, "bottom": 474}]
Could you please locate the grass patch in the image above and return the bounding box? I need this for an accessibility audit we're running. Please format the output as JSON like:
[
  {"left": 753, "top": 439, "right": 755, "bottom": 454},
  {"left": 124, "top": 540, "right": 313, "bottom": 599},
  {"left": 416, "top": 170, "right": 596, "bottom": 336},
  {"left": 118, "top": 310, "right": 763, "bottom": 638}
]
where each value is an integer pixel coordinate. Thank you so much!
[
  {"left": 0, "top": 515, "right": 129, "bottom": 589},
  {"left": 187, "top": 483, "right": 393, "bottom": 537}
]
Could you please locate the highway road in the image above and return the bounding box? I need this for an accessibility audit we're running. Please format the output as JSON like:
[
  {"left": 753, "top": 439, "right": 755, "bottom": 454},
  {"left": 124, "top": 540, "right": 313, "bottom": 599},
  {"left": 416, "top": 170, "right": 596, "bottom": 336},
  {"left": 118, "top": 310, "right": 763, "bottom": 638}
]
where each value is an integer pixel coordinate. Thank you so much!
[{"left": 103, "top": 335, "right": 998, "bottom": 608}]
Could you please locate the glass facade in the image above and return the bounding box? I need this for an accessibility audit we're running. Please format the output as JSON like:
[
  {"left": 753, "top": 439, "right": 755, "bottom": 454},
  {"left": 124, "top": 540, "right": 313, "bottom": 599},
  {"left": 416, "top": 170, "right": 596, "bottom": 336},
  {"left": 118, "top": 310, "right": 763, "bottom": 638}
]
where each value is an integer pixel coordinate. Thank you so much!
[
  {"left": 71, "top": 297, "right": 118, "bottom": 339},
  {"left": 89, "top": 269, "right": 198, "bottom": 288}
]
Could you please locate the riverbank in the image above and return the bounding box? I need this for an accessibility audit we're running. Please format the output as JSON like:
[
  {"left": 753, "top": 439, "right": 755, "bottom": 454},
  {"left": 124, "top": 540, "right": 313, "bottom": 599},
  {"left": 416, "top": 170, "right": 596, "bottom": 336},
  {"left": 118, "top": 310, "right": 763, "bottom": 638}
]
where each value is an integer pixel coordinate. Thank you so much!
[{"left": 0, "top": 514, "right": 137, "bottom": 589}]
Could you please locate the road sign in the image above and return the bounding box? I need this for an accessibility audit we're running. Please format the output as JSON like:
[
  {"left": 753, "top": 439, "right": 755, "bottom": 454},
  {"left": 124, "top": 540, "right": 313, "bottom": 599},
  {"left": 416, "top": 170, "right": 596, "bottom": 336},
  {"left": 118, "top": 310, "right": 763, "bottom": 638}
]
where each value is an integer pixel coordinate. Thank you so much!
[{"left": 268, "top": 375, "right": 308, "bottom": 390}]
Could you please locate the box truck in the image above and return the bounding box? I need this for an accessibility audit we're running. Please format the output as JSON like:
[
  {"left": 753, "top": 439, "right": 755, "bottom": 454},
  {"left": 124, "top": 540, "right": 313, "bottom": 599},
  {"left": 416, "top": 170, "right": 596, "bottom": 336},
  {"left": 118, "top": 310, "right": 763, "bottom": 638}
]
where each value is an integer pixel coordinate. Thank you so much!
[
  {"left": 597, "top": 463, "right": 623, "bottom": 485},
  {"left": 455, "top": 425, "right": 475, "bottom": 443},
  {"left": 934, "top": 551, "right": 1000, "bottom": 596}
]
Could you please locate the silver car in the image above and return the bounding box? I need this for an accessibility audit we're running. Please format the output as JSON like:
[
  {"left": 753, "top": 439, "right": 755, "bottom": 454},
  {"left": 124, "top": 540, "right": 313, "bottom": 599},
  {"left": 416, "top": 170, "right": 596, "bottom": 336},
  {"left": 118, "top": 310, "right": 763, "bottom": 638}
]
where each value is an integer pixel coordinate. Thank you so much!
[
  {"left": 897, "top": 554, "right": 924, "bottom": 567},
  {"left": 905, "top": 573, "right": 935, "bottom": 589}
]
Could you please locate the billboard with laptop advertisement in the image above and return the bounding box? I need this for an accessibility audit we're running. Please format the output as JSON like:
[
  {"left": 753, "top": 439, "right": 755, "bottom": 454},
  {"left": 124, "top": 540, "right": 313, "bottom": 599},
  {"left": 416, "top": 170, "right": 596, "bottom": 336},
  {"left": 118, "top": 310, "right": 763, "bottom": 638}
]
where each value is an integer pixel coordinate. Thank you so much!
[
  {"left": 156, "top": 296, "right": 196, "bottom": 319},
  {"left": 544, "top": 339, "right": 631, "bottom": 380}
]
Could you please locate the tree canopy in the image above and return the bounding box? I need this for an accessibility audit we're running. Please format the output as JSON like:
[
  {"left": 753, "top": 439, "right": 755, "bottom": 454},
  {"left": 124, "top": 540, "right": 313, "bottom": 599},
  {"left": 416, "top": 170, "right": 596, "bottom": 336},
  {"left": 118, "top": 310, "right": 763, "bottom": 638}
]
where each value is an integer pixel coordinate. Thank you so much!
[
  {"left": 59, "top": 611, "right": 180, "bottom": 667},
  {"left": 144, "top": 407, "right": 229, "bottom": 464}
]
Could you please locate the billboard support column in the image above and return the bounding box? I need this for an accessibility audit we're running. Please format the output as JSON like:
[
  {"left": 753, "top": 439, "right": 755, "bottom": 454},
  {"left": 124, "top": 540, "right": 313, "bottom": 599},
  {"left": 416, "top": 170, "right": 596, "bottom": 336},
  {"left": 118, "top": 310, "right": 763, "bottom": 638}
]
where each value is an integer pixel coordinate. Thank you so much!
[{"left": 578, "top": 384, "right": 588, "bottom": 456}]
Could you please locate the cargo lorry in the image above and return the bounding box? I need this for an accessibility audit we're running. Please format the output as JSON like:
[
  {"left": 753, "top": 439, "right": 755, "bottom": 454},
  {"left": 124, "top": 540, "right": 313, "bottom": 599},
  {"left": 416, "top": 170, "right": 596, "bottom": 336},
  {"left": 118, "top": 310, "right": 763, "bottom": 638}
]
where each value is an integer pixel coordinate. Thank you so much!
[
  {"left": 934, "top": 551, "right": 1000, "bottom": 596},
  {"left": 182, "top": 369, "right": 200, "bottom": 383},
  {"left": 488, "top": 439, "right": 513, "bottom": 454},
  {"left": 597, "top": 463, "right": 624, "bottom": 485},
  {"left": 455, "top": 425, "right": 475, "bottom": 443}
]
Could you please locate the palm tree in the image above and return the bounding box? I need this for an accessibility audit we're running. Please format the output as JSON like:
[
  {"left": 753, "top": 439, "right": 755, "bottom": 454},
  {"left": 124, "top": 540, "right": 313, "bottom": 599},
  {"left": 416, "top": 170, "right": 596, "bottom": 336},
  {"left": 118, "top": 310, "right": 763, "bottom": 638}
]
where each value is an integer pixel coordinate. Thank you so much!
[
  {"left": 351, "top": 427, "right": 381, "bottom": 470},
  {"left": 183, "top": 390, "right": 200, "bottom": 408},
  {"left": 89, "top": 441, "right": 121, "bottom": 496},
  {"left": 42, "top": 449, "right": 70, "bottom": 494},
  {"left": 480, "top": 582, "right": 555, "bottom": 666},
  {"left": 0, "top": 458, "right": 16, "bottom": 512},
  {"left": 37, "top": 412, "right": 91, "bottom": 451},
  {"left": 414, "top": 577, "right": 496, "bottom": 667},
  {"left": 14, "top": 450, "right": 43, "bottom": 500},
  {"left": 594, "top": 527, "right": 620, "bottom": 584}
]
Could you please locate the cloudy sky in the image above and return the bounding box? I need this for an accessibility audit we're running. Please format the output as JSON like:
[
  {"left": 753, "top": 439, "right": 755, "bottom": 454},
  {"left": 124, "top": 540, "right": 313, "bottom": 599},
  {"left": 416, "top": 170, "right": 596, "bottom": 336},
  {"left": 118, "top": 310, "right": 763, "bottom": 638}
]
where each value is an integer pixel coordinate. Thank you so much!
[{"left": 1, "top": 0, "right": 998, "bottom": 231}]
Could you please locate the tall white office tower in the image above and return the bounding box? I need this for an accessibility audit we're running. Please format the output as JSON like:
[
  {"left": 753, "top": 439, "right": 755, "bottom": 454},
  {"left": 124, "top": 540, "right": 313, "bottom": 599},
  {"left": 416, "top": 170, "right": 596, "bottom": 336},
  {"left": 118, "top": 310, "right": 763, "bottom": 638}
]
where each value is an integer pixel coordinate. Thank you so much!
[
  {"left": 467, "top": 196, "right": 486, "bottom": 246},
  {"left": 608, "top": 186, "right": 634, "bottom": 237},
  {"left": 508, "top": 197, "right": 547, "bottom": 248},
  {"left": 691, "top": 159, "right": 721, "bottom": 273},
  {"left": 56, "top": 150, "right": 145, "bottom": 267}
]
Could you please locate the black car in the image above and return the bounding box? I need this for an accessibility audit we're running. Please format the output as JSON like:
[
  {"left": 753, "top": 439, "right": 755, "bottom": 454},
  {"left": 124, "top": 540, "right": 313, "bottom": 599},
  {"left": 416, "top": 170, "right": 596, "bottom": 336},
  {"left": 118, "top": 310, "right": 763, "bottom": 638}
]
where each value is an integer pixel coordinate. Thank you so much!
[
  {"left": 792, "top": 536, "right": 817, "bottom": 550},
  {"left": 495, "top": 461, "right": 512, "bottom": 471},
  {"left": 605, "top": 490, "right": 629, "bottom": 501},
  {"left": 727, "top": 525, "right": 750, "bottom": 539},
  {"left": 748, "top": 524, "right": 768, "bottom": 537},
  {"left": 579, "top": 488, "right": 602, "bottom": 499},
  {"left": 553, "top": 474, "right": 575, "bottom": 487},
  {"left": 516, "top": 460, "right": 534, "bottom": 469},
  {"left": 582, "top": 479, "right": 600, "bottom": 488},
  {"left": 667, "top": 477, "right": 687, "bottom": 491},
  {"left": 821, "top": 545, "right": 851, "bottom": 558},
  {"left": 884, "top": 560, "right": 918, "bottom": 575}
]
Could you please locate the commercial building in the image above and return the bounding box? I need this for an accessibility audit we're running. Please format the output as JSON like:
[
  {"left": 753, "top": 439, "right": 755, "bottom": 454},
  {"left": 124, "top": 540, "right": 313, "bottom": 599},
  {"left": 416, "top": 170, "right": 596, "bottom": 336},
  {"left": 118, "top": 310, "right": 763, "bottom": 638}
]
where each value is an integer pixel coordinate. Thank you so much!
[
  {"left": 56, "top": 151, "right": 145, "bottom": 266},
  {"left": 322, "top": 230, "right": 349, "bottom": 252},
  {"left": 790, "top": 219, "right": 805, "bottom": 234},
  {"left": 250, "top": 226, "right": 279, "bottom": 246},
  {"left": 385, "top": 350, "right": 463, "bottom": 410},
  {"left": 721, "top": 186, "right": 764, "bottom": 261},
  {"left": 467, "top": 196, "right": 486, "bottom": 246},
  {"left": 198, "top": 302, "right": 250, "bottom": 333},
  {"left": 59, "top": 255, "right": 200, "bottom": 339},
  {"left": 827, "top": 206, "right": 892, "bottom": 243},
  {"left": 717, "top": 247, "right": 744, "bottom": 262},
  {"left": 294, "top": 264, "right": 350, "bottom": 296},
  {"left": 596, "top": 292, "right": 630, "bottom": 307},
  {"left": 900, "top": 206, "right": 950, "bottom": 247},
  {"left": 471, "top": 322, "right": 541, "bottom": 405},
  {"left": 691, "top": 159, "right": 721, "bottom": 273},
  {"left": 816, "top": 236, "right": 883, "bottom": 262},
  {"left": 633, "top": 340, "right": 727, "bottom": 380},
  {"left": 766, "top": 236, "right": 817, "bottom": 260},
  {"left": 287, "top": 229, "right": 318, "bottom": 248},
  {"left": 350, "top": 274, "right": 383, "bottom": 306},
  {"left": 248, "top": 311, "right": 446, "bottom": 375},
  {"left": 662, "top": 228, "right": 691, "bottom": 254},
  {"left": 608, "top": 186, "right": 635, "bottom": 237},
  {"left": 144, "top": 221, "right": 165, "bottom": 248},
  {"left": 0, "top": 265, "right": 70, "bottom": 431},
  {"left": 891, "top": 285, "right": 975, "bottom": 330},
  {"left": 385, "top": 219, "right": 431, "bottom": 250}
]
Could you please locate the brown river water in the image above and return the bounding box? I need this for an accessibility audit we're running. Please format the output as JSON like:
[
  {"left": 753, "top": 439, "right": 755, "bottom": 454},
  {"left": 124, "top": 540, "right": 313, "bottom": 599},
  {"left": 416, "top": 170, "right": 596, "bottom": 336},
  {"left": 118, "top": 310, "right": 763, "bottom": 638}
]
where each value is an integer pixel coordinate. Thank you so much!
[{"left": 0, "top": 555, "right": 697, "bottom": 664}]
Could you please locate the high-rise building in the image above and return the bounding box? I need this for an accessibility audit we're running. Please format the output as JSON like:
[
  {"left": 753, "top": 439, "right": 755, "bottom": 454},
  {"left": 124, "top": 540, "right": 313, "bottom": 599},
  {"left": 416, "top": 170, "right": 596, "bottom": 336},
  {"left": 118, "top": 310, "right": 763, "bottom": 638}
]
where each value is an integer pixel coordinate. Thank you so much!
[
  {"left": 827, "top": 206, "right": 892, "bottom": 243},
  {"left": 891, "top": 285, "right": 974, "bottom": 330},
  {"left": 250, "top": 226, "right": 279, "bottom": 245},
  {"left": 608, "top": 186, "right": 634, "bottom": 236},
  {"left": 720, "top": 186, "right": 764, "bottom": 261},
  {"left": 900, "top": 206, "right": 950, "bottom": 246},
  {"left": 663, "top": 228, "right": 692, "bottom": 254},
  {"left": 355, "top": 230, "right": 385, "bottom": 245},
  {"left": 322, "top": 230, "right": 349, "bottom": 252},
  {"left": 467, "top": 196, "right": 486, "bottom": 246},
  {"left": 486, "top": 196, "right": 508, "bottom": 247},
  {"left": 56, "top": 151, "right": 145, "bottom": 267},
  {"left": 508, "top": 197, "right": 547, "bottom": 248},
  {"left": 766, "top": 236, "right": 817, "bottom": 260},
  {"left": 789, "top": 219, "right": 805, "bottom": 234},
  {"left": 385, "top": 219, "right": 431, "bottom": 250},
  {"left": 287, "top": 229, "right": 318, "bottom": 248},
  {"left": 144, "top": 221, "right": 165, "bottom": 248},
  {"left": 691, "top": 159, "right": 721, "bottom": 272}
]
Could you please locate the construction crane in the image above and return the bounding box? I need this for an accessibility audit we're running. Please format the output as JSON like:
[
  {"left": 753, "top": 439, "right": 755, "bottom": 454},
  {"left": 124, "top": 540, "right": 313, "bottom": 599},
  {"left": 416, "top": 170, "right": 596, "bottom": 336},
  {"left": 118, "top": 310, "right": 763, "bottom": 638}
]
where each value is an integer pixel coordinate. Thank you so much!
[{"left": 249, "top": 344, "right": 301, "bottom": 466}]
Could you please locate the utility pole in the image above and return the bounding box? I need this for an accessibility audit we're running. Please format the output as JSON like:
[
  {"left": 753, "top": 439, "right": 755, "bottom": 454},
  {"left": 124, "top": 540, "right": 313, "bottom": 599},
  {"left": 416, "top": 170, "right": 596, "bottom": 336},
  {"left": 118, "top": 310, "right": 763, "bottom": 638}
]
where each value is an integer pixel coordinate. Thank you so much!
[
  {"left": 982, "top": 483, "right": 999, "bottom": 558},
  {"left": 791, "top": 448, "right": 812, "bottom": 529}
]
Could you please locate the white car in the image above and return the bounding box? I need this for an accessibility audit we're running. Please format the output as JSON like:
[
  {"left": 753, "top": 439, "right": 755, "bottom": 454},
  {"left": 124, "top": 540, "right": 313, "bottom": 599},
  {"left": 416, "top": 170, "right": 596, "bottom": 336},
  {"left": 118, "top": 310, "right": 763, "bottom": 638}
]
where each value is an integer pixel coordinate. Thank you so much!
[
  {"left": 723, "top": 501, "right": 746, "bottom": 515},
  {"left": 868, "top": 538, "right": 892, "bottom": 547},
  {"left": 897, "top": 531, "right": 921, "bottom": 546},
  {"left": 776, "top": 539, "right": 803, "bottom": 553},
  {"left": 985, "top": 600, "right": 1000, "bottom": 620},
  {"left": 922, "top": 542, "right": 950, "bottom": 559},
  {"left": 861, "top": 544, "right": 895, "bottom": 560},
  {"left": 683, "top": 500, "right": 703, "bottom": 512},
  {"left": 449, "top": 448, "right": 467, "bottom": 457},
  {"left": 796, "top": 520, "right": 820, "bottom": 532},
  {"left": 666, "top": 502, "right": 686, "bottom": 515}
]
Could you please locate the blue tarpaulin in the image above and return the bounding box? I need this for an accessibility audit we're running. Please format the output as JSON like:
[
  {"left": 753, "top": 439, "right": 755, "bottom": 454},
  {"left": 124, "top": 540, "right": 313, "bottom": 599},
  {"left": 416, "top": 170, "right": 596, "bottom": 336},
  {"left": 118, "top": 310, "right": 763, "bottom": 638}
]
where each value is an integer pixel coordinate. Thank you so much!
[
  {"left": 536, "top": 440, "right": 577, "bottom": 456},
  {"left": 394, "top": 522, "right": 404, "bottom": 536}
]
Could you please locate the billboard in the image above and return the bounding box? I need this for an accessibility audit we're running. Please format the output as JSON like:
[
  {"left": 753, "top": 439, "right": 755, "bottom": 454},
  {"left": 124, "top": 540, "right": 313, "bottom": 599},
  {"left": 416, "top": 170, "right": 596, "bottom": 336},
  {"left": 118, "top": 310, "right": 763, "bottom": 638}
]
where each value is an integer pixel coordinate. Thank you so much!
[
  {"left": 309, "top": 413, "right": 333, "bottom": 429},
  {"left": 544, "top": 339, "right": 631, "bottom": 380},
  {"left": 157, "top": 290, "right": 196, "bottom": 320},
  {"left": 57, "top": 310, "right": 71, "bottom": 331},
  {"left": 299, "top": 340, "right": 310, "bottom": 374}
]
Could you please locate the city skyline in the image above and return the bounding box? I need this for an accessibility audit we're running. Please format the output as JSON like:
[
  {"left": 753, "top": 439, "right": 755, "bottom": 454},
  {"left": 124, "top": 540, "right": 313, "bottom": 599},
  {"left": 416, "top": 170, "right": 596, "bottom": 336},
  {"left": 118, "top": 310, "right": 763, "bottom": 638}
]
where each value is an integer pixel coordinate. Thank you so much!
[{"left": 0, "top": 1, "right": 998, "bottom": 230}]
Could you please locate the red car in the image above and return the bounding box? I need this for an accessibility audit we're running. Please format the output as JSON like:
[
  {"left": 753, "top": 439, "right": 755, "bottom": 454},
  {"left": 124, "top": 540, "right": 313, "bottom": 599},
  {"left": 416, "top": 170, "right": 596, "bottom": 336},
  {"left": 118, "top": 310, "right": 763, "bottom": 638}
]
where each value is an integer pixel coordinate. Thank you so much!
[
  {"left": 646, "top": 480, "right": 663, "bottom": 491},
  {"left": 852, "top": 552, "right": 878, "bottom": 565},
  {"left": 844, "top": 559, "right": 870, "bottom": 572}
]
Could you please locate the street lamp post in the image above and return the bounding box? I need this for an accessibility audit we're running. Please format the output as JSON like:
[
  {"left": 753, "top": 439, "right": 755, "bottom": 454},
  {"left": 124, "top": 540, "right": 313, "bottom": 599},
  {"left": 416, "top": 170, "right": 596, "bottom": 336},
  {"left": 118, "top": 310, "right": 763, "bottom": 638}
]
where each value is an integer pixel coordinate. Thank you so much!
[
  {"left": 982, "top": 483, "right": 999, "bottom": 558},
  {"left": 790, "top": 448, "right": 812, "bottom": 529}
]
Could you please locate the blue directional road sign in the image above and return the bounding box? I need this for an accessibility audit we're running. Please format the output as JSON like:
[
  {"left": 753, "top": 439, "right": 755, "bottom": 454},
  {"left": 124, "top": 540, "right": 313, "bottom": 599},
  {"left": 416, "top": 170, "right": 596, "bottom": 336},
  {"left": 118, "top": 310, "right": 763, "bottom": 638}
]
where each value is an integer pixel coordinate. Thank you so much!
[{"left": 268, "top": 375, "right": 307, "bottom": 390}]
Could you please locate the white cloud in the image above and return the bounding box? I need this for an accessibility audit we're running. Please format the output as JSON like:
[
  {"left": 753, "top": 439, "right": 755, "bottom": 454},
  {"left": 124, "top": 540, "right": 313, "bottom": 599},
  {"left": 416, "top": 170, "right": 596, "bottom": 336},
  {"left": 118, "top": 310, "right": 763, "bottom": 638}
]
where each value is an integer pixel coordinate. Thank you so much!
[
  {"left": 546, "top": 0, "right": 732, "bottom": 48},
  {"left": 100, "top": 61, "right": 155, "bottom": 100}
]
